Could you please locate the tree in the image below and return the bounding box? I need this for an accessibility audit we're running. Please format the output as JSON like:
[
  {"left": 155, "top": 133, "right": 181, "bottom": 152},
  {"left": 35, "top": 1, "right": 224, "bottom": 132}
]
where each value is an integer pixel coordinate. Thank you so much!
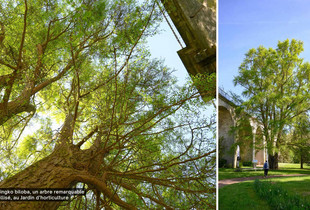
[
  {"left": 0, "top": 0, "right": 216, "bottom": 209},
  {"left": 234, "top": 39, "right": 310, "bottom": 169},
  {"left": 287, "top": 114, "right": 310, "bottom": 169}
]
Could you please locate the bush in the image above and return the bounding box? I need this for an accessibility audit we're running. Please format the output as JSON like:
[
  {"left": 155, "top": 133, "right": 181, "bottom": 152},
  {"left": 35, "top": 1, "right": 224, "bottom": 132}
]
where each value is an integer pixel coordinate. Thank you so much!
[
  {"left": 219, "top": 159, "right": 227, "bottom": 168},
  {"left": 254, "top": 179, "right": 310, "bottom": 209},
  {"left": 242, "top": 161, "right": 252, "bottom": 166}
]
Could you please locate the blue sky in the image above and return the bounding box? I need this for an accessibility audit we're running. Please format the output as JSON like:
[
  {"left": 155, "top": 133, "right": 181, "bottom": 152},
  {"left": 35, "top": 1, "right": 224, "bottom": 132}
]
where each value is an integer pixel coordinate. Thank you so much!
[
  {"left": 219, "top": 0, "right": 310, "bottom": 96},
  {"left": 147, "top": 20, "right": 188, "bottom": 86}
]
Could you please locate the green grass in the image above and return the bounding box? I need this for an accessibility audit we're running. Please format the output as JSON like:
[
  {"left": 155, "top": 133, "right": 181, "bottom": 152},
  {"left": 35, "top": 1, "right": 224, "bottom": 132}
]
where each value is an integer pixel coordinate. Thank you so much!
[
  {"left": 219, "top": 165, "right": 310, "bottom": 210},
  {"left": 220, "top": 176, "right": 310, "bottom": 210},
  {"left": 254, "top": 179, "right": 310, "bottom": 209},
  {"left": 219, "top": 180, "right": 270, "bottom": 210},
  {"left": 278, "top": 163, "right": 310, "bottom": 169},
  {"left": 219, "top": 163, "right": 310, "bottom": 180},
  {"left": 268, "top": 176, "right": 310, "bottom": 201}
]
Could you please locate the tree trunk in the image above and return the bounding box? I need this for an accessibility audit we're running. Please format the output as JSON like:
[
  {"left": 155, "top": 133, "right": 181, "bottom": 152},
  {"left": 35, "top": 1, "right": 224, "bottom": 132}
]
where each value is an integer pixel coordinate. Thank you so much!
[
  {"left": 268, "top": 153, "right": 279, "bottom": 169},
  {"left": 0, "top": 143, "right": 137, "bottom": 210},
  {"left": 0, "top": 148, "right": 76, "bottom": 209},
  {"left": 300, "top": 151, "right": 304, "bottom": 169},
  {"left": 0, "top": 102, "right": 35, "bottom": 125},
  {"left": 0, "top": 84, "right": 36, "bottom": 126}
]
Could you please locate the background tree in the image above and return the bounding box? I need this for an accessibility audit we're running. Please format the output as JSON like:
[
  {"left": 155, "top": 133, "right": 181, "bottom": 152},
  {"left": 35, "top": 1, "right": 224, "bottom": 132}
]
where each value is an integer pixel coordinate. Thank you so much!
[
  {"left": 0, "top": 0, "right": 216, "bottom": 209},
  {"left": 287, "top": 114, "right": 310, "bottom": 169},
  {"left": 234, "top": 39, "right": 310, "bottom": 169}
]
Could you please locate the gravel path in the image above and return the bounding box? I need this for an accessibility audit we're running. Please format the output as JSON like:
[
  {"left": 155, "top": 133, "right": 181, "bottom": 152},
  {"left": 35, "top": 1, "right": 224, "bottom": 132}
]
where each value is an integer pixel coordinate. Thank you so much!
[{"left": 218, "top": 174, "right": 309, "bottom": 188}]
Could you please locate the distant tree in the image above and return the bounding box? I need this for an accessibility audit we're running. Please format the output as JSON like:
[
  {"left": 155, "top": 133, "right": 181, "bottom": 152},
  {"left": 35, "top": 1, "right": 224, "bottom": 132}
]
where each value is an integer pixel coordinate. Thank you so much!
[
  {"left": 287, "top": 114, "right": 310, "bottom": 169},
  {"left": 234, "top": 39, "right": 310, "bottom": 169},
  {"left": 278, "top": 141, "right": 294, "bottom": 163},
  {"left": 0, "top": 0, "right": 216, "bottom": 209}
]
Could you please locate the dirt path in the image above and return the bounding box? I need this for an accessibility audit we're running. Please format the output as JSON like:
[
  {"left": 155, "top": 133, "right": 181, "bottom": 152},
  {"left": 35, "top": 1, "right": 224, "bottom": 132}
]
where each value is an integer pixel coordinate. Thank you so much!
[{"left": 219, "top": 174, "right": 309, "bottom": 188}]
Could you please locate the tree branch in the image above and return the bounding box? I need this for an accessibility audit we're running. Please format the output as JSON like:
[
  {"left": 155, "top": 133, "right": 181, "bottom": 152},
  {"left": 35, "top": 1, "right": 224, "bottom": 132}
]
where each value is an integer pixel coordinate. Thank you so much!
[
  {"left": 18, "top": 0, "right": 28, "bottom": 69},
  {"left": 75, "top": 172, "right": 137, "bottom": 210}
]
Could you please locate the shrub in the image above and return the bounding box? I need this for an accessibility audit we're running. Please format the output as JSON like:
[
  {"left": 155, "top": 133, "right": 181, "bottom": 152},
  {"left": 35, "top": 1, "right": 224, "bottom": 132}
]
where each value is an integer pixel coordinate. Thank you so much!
[
  {"left": 242, "top": 161, "right": 252, "bottom": 166},
  {"left": 234, "top": 168, "right": 242, "bottom": 172},
  {"left": 254, "top": 179, "right": 310, "bottom": 210},
  {"left": 219, "top": 159, "right": 227, "bottom": 168}
]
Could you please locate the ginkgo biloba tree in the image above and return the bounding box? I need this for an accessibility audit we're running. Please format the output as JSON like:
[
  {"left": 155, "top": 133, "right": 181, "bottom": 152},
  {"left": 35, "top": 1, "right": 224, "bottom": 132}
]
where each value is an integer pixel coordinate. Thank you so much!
[
  {"left": 0, "top": 0, "right": 216, "bottom": 209},
  {"left": 234, "top": 39, "right": 310, "bottom": 169}
]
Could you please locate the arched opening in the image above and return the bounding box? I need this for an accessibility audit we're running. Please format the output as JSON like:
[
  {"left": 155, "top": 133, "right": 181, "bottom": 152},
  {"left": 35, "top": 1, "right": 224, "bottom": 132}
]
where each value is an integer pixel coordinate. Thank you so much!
[
  {"left": 236, "top": 117, "right": 253, "bottom": 164},
  {"left": 254, "top": 126, "right": 265, "bottom": 166}
]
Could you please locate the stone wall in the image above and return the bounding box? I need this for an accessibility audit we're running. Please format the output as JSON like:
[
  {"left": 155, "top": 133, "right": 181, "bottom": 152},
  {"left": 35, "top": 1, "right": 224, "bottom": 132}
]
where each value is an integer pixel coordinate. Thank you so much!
[
  {"left": 219, "top": 106, "right": 235, "bottom": 167},
  {"left": 161, "top": 0, "right": 216, "bottom": 98},
  {"left": 219, "top": 92, "right": 267, "bottom": 168}
]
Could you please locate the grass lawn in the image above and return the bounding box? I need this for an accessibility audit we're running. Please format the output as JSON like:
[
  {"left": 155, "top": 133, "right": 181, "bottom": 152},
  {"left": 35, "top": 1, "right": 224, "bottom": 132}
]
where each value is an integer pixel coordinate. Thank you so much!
[
  {"left": 219, "top": 163, "right": 310, "bottom": 180},
  {"left": 269, "top": 176, "right": 310, "bottom": 201},
  {"left": 279, "top": 163, "right": 310, "bottom": 169},
  {"left": 219, "top": 176, "right": 310, "bottom": 210},
  {"left": 219, "top": 180, "right": 270, "bottom": 210},
  {"left": 219, "top": 163, "right": 310, "bottom": 210}
]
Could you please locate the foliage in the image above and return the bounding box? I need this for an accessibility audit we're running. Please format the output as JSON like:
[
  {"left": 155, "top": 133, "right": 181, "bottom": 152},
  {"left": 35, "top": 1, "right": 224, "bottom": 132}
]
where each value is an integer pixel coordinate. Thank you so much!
[
  {"left": 0, "top": 0, "right": 216, "bottom": 209},
  {"left": 234, "top": 39, "right": 310, "bottom": 169},
  {"left": 278, "top": 144, "right": 295, "bottom": 163},
  {"left": 219, "top": 158, "right": 227, "bottom": 168},
  {"left": 254, "top": 179, "right": 310, "bottom": 210},
  {"left": 191, "top": 72, "right": 216, "bottom": 101},
  {"left": 287, "top": 113, "right": 310, "bottom": 168},
  {"left": 218, "top": 136, "right": 226, "bottom": 159},
  {"left": 242, "top": 161, "right": 252, "bottom": 167}
]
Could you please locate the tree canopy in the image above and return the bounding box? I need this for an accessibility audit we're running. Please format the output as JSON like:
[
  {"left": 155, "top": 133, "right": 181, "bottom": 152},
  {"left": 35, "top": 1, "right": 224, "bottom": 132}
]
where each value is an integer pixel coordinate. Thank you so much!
[
  {"left": 0, "top": 0, "right": 216, "bottom": 209},
  {"left": 234, "top": 39, "right": 310, "bottom": 169}
]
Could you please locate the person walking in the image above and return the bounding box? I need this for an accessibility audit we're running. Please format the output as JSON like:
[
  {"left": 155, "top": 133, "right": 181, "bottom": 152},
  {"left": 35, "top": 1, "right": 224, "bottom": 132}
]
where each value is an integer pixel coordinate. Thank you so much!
[{"left": 263, "top": 160, "right": 269, "bottom": 177}]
